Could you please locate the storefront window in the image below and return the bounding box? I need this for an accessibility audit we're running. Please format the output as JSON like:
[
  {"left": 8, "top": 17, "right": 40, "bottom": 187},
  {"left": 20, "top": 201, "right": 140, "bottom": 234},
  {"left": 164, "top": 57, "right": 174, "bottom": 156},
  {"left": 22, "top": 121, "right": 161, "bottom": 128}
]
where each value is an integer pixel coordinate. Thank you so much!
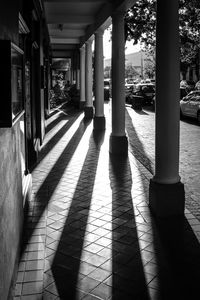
[
  {"left": 11, "top": 44, "right": 23, "bottom": 119},
  {"left": 0, "top": 41, "right": 24, "bottom": 127}
]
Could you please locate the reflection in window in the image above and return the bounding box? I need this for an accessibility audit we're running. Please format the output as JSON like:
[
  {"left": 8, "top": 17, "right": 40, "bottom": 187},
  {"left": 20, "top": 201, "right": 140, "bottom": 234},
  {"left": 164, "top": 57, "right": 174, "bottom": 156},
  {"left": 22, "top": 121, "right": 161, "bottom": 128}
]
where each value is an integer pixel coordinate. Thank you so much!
[{"left": 11, "top": 44, "right": 24, "bottom": 119}]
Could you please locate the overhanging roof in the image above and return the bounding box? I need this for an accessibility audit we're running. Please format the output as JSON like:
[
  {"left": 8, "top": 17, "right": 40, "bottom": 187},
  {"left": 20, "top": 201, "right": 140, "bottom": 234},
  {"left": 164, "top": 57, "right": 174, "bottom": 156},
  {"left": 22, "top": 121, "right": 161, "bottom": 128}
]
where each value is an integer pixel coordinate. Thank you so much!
[{"left": 43, "top": 0, "right": 137, "bottom": 51}]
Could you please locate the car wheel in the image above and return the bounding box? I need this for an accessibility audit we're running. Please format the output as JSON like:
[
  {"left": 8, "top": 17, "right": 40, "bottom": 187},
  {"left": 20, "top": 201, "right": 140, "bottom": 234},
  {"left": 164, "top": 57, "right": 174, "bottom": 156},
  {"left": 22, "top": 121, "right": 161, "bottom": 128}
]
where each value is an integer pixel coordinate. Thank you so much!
[{"left": 197, "top": 111, "right": 200, "bottom": 124}]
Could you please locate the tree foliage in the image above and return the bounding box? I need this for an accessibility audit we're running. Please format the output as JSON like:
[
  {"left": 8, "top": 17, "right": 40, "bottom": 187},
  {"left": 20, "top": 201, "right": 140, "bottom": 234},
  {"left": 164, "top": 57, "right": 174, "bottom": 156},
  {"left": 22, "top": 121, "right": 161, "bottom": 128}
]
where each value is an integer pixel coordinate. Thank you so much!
[
  {"left": 144, "top": 57, "right": 155, "bottom": 79},
  {"left": 125, "top": 0, "right": 156, "bottom": 47},
  {"left": 125, "top": 0, "right": 200, "bottom": 78},
  {"left": 125, "top": 64, "right": 139, "bottom": 78}
]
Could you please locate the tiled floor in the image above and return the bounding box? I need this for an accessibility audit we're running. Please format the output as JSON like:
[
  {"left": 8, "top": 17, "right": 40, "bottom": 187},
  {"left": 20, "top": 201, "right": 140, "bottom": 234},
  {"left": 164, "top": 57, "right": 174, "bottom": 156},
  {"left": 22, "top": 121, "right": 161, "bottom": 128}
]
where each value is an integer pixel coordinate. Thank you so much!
[{"left": 14, "top": 103, "right": 200, "bottom": 300}]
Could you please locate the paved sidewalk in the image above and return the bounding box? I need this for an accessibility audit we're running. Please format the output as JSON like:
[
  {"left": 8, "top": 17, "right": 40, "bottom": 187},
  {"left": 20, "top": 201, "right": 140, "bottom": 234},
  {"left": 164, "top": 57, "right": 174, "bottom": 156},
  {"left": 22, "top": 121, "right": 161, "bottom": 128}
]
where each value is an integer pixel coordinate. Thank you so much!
[
  {"left": 125, "top": 106, "right": 200, "bottom": 221},
  {"left": 14, "top": 104, "right": 200, "bottom": 300}
]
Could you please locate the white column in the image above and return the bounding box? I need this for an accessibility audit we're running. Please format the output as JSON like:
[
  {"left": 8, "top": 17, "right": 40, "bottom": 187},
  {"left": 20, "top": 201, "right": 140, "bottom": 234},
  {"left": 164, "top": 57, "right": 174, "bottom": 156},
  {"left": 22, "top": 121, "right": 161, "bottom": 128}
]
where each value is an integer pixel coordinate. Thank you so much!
[
  {"left": 109, "top": 10, "right": 128, "bottom": 155},
  {"left": 154, "top": 0, "right": 180, "bottom": 184},
  {"left": 80, "top": 45, "right": 86, "bottom": 106},
  {"left": 149, "top": 0, "right": 185, "bottom": 217},
  {"left": 84, "top": 38, "right": 94, "bottom": 118},
  {"left": 94, "top": 28, "right": 105, "bottom": 130},
  {"left": 112, "top": 11, "right": 125, "bottom": 136},
  {"left": 76, "top": 69, "right": 80, "bottom": 90},
  {"left": 66, "top": 70, "right": 70, "bottom": 83}
]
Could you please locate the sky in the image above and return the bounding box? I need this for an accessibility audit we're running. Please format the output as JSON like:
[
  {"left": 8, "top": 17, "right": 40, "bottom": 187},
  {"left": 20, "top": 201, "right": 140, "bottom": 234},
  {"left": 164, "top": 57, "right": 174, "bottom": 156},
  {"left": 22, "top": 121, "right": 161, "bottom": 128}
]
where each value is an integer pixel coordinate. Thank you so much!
[{"left": 103, "top": 27, "right": 141, "bottom": 59}]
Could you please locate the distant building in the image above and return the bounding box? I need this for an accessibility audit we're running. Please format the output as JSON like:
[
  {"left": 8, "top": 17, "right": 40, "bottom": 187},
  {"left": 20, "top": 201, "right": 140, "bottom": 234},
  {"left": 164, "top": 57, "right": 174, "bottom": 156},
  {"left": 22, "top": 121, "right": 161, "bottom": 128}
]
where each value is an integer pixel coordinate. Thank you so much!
[{"left": 104, "top": 51, "right": 154, "bottom": 79}]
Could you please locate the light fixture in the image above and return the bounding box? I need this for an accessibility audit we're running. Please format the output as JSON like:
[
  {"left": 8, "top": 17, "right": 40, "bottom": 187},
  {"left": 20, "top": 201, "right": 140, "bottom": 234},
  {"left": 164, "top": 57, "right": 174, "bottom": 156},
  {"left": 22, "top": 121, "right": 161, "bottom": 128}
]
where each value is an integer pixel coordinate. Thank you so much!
[{"left": 58, "top": 24, "right": 63, "bottom": 31}]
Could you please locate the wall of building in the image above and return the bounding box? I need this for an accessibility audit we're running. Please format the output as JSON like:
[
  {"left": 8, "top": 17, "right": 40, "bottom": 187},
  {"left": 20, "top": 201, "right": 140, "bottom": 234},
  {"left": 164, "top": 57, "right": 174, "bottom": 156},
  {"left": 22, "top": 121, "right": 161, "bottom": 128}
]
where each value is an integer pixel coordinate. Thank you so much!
[
  {"left": 0, "top": 0, "right": 19, "bottom": 44},
  {"left": 0, "top": 1, "right": 29, "bottom": 299},
  {"left": 0, "top": 0, "right": 50, "bottom": 297},
  {"left": 0, "top": 119, "right": 25, "bottom": 299}
]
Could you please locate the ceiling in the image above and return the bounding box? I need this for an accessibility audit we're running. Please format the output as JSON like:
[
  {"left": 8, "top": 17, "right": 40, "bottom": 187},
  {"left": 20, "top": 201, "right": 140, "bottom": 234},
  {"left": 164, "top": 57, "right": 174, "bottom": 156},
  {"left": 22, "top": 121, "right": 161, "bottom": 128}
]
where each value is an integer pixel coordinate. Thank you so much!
[{"left": 43, "top": 0, "right": 136, "bottom": 52}]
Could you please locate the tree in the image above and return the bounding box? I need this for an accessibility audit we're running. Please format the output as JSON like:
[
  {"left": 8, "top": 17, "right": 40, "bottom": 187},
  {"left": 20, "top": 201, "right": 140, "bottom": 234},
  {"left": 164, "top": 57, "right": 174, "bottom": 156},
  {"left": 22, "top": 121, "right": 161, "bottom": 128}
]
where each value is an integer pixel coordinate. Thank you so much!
[
  {"left": 124, "top": 0, "right": 200, "bottom": 80},
  {"left": 125, "top": 64, "right": 140, "bottom": 78},
  {"left": 144, "top": 57, "right": 155, "bottom": 79}
]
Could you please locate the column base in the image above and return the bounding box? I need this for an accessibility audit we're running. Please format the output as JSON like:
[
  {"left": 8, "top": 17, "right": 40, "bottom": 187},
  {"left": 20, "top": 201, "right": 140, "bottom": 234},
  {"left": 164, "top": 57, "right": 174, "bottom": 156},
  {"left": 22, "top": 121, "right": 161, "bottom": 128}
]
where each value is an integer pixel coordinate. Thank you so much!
[
  {"left": 149, "top": 179, "right": 185, "bottom": 218},
  {"left": 79, "top": 101, "right": 85, "bottom": 110},
  {"left": 109, "top": 135, "right": 128, "bottom": 156},
  {"left": 93, "top": 116, "right": 105, "bottom": 131},
  {"left": 84, "top": 106, "right": 94, "bottom": 119}
]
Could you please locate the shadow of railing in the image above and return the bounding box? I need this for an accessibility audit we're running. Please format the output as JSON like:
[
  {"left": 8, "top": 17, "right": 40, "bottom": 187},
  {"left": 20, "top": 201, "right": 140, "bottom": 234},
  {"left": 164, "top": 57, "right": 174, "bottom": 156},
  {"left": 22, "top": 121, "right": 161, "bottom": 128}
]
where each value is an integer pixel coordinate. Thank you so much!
[
  {"left": 48, "top": 130, "right": 105, "bottom": 299},
  {"left": 109, "top": 155, "right": 150, "bottom": 299}
]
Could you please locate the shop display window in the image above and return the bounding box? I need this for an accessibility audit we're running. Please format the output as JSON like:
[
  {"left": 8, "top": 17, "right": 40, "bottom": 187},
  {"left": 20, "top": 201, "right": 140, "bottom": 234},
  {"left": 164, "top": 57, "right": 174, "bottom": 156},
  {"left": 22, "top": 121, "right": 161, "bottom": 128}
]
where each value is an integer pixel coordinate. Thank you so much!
[{"left": 0, "top": 40, "right": 24, "bottom": 127}]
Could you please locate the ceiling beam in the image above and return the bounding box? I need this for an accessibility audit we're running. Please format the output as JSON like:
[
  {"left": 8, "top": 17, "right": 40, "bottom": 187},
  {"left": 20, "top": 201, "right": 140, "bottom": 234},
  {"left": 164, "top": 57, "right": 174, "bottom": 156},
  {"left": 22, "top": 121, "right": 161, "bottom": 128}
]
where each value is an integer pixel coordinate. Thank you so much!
[
  {"left": 52, "top": 44, "right": 77, "bottom": 50},
  {"left": 47, "top": 15, "right": 94, "bottom": 24},
  {"left": 48, "top": 24, "right": 87, "bottom": 30},
  {"left": 49, "top": 29, "right": 85, "bottom": 37},
  {"left": 50, "top": 37, "right": 80, "bottom": 44}
]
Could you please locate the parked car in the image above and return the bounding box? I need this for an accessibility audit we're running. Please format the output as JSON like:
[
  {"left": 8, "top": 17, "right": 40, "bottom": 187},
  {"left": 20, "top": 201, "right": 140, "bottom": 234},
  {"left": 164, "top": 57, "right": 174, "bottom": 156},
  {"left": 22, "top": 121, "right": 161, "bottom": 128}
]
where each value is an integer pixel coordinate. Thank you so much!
[
  {"left": 125, "top": 83, "right": 135, "bottom": 98},
  {"left": 180, "top": 86, "right": 188, "bottom": 99},
  {"left": 180, "top": 80, "right": 195, "bottom": 92},
  {"left": 133, "top": 83, "right": 155, "bottom": 105},
  {"left": 180, "top": 90, "right": 200, "bottom": 124},
  {"left": 152, "top": 87, "right": 189, "bottom": 110},
  {"left": 104, "top": 80, "right": 110, "bottom": 101},
  {"left": 195, "top": 80, "right": 200, "bottom": 90}
]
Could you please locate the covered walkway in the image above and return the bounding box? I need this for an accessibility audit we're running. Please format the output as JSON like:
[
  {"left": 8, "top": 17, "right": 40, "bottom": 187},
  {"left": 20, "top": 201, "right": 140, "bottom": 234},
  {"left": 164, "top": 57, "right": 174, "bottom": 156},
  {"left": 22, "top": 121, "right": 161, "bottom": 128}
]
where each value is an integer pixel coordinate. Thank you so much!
[{"left": 14, "top": 103, "right": 200, "bottom": 300}]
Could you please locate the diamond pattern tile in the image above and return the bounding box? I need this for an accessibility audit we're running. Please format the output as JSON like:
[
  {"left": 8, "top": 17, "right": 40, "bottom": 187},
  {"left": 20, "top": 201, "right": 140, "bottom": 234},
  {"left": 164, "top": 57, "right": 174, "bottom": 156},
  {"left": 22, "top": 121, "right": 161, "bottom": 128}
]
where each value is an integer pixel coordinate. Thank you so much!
[{"left": 13, "top": 105, "right": 200, "bottom": 300}]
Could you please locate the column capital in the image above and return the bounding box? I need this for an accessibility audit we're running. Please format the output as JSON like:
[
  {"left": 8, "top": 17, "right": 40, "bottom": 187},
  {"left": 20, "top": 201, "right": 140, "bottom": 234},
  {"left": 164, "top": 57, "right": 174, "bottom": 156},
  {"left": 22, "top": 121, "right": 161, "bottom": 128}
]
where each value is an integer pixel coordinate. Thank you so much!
[
  {"left": 85, "top": 36, "right": 94, "bottom": 45},
  {"left": 80, "top": 45, "right": 85, "bottom": 53},
  {"left": 95, "top": 28, "right": 104, "bottom": 36},
  {"left": 112, "top": 9, "right": 126, "bottom": 19}
]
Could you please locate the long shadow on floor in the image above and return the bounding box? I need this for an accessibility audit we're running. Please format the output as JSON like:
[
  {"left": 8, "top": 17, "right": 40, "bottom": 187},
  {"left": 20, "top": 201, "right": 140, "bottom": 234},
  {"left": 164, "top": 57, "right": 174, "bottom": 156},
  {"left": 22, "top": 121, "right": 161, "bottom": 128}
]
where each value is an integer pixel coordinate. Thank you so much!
[
  {"left": 21, "top": 116, "right": 92, "bottom": 256},
  {"left": 125, "top": 107, "right": 200, "bottom": 299},
  {"left": 109, "top": 155, "right": 150, "bottom": 300},
  {"left": 125, "top": 109, "right": 154, "bottom": 174},
  {"left": 45, "top": 130, "right": 105, "bottom": 299},
  {"left": 34, "top": 109, "right": 82, "bottom": 168},
  {"left": 45, "top": 106, "right": 76, "bottom": 134},
  {"left": 151, "top": 215, "right": 200, "bottom": 300}
]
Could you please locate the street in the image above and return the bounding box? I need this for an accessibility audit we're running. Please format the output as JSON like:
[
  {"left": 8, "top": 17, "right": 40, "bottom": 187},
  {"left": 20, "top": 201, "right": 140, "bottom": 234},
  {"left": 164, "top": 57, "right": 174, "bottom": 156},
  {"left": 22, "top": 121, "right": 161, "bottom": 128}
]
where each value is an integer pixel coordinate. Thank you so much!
[{"left": 125, "top": 105, "right": 200, "bottom": 220}]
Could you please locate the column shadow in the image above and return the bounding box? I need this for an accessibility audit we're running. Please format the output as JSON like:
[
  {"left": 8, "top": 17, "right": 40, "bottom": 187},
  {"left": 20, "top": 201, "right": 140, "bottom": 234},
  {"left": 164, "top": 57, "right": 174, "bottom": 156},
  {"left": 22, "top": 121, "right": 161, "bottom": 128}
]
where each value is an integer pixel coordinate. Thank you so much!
[
  {"left": 151, "top": 216, "right": 200, "bottom": 300},
  {"left": 109, "top": 155, "right": 150, "bottom": 299},
  {"left": 47, "top": 130, "right": 105, "bottom": 299},
  {"left": 125, "top": 104, "right": 200, "bottom": 299},
  {"left": 32, "top": 110, "right": 82, "bottom": 170},
  {"left": 125, "top": 109, "right": 154, "bottom": 174},
  {"left": 21, "top": 117, "right": 92, "bottom": 257},
  {"left": 45, "top": 107, "right": 80, "bottom": 134}
]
